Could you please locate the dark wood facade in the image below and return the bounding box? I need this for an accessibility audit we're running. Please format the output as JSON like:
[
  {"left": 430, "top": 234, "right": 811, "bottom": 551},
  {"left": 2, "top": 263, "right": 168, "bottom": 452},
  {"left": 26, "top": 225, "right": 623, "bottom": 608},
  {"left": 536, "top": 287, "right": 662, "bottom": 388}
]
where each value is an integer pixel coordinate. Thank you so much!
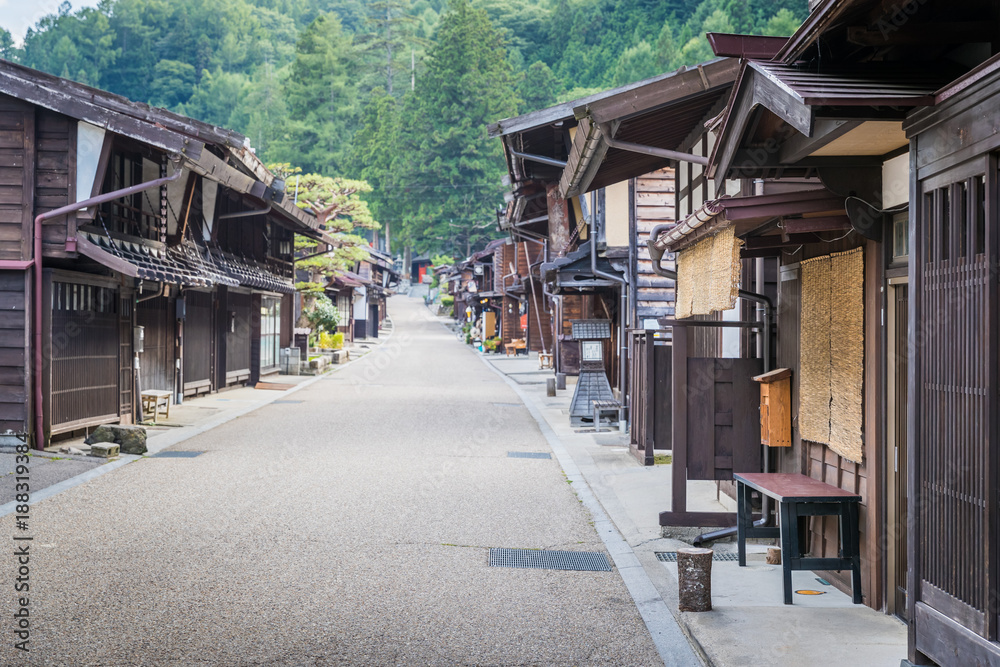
[
  {"left": 904, "top": 60, "right": 1000, "bottom": 665},
  {"left": 0, "top": 60, "right": 323, "bottom": 447}
]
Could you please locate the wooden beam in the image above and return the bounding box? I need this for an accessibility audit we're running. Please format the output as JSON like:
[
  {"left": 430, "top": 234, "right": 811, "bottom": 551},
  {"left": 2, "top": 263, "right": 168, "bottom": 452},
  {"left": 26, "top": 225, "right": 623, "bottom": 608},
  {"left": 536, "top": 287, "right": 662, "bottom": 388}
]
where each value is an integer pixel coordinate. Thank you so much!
[
  {"left": 745, "top": 233, "right": 825, "bottom": 249},
  {"left": 779, "top": 119, "right": 861, "bottom": 164},
  {"left": 781, "top": 216, "right": 853, "bottom": 234}
]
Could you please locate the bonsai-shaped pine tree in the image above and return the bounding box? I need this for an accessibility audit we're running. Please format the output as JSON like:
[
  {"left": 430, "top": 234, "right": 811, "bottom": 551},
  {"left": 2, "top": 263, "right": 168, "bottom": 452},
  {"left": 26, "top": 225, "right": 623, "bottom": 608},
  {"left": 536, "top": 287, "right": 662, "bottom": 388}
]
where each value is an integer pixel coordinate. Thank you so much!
[{"left": 270, "top": 164, "right": 380, "bottom": 331}]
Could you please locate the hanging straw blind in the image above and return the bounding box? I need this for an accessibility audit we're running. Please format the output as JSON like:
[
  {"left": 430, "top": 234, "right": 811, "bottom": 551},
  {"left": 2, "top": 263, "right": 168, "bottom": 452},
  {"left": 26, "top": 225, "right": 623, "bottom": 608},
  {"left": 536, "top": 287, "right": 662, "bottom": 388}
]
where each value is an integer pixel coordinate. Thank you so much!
[
  {"left": 799, "top": 247, "right": 864, "bottom": 463},
  {"left": 675, "top": 226, "right": 743, "bottom": 319}
]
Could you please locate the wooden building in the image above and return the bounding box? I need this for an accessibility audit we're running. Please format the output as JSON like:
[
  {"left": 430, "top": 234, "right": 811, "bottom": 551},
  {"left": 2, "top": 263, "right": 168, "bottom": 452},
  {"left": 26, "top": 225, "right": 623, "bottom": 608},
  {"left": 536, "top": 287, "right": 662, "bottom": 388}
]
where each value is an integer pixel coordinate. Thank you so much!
[
  {"left": 353, "top": 247, "right": 398, "bottom": 339},
  {"left": 490, "top": 59, "right": 738, "bottom": 418},
  {"left": 638, "top": 1, "right": 1000, "bottom": 663},
  {"left": 0, "top": 60, "right": 331, "bottom": 448},
  {"left": 553, "top": 63, "right": 741, "bottom": 457}
]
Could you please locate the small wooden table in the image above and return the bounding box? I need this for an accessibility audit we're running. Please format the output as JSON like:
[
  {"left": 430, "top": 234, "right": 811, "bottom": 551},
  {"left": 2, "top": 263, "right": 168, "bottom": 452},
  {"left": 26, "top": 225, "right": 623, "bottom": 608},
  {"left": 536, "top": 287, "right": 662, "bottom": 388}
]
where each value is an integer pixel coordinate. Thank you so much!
[
  {"left": 141, "top": 390, "right": 172, "bottom": 423},
  {"left": 538, "top": 352, "right": 554, "bottom": 369},
  {"left": 734, "top": 472, "right": 862, "bottom": 605}
]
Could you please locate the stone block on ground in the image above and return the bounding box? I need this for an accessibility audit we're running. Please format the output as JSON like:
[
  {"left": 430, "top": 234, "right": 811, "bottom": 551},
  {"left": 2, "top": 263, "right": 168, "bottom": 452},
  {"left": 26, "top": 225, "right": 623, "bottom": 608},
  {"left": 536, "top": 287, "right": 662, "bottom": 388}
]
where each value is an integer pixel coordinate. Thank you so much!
[
  {"left": 85, "top": 424, "right": 147, "bottom": 455},
  {"left": 332, "top": 350, "right": 349, "bottom": 364},
  {"left": 89, "top": 443, "right": 120, "bottom": 458}
]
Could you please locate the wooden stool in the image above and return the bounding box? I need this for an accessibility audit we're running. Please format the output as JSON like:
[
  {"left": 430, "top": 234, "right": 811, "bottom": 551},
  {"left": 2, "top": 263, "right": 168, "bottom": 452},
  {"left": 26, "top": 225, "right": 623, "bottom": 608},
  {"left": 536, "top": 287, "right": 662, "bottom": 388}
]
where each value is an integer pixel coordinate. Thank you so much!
[
  {"left": 538, "top": 352, "right": 554, "bottom": 369},
  {"left": 141, "top": 390, "right": 172, "bottom": 423}
]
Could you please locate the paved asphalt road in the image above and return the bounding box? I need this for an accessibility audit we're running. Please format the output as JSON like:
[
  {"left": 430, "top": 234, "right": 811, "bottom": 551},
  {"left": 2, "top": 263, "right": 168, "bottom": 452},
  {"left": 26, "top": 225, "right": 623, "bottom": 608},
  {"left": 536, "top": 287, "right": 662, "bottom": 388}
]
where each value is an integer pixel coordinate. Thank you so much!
[{"left": 2, "top": 295, "right": 661, "bottom": 666}]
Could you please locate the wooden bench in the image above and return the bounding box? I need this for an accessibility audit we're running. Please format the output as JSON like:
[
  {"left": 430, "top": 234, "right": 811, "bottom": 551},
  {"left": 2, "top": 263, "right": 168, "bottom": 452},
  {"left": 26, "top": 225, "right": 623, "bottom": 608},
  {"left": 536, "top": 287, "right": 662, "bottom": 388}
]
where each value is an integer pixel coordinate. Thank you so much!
[
  {"left": 538, "top": 352, "right": 554, "bottom": 369},
  {"left": 592, "top": 399, "right": 620, "bottom": 432},
  {"left": 734, "top": 472, "right": 862, "bottom": 605},
  {"left": 504, "top": 339, "right": 527, "bottom": 356},
  {"left": 141, "top": 390, "right": 172, "bottom": 423}
]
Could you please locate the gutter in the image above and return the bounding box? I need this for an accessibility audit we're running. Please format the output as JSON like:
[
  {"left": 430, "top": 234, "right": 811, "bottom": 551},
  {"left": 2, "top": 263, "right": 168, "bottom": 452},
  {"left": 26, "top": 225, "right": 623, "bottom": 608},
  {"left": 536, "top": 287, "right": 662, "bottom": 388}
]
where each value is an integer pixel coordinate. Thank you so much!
[{"left": 3, "top": 167, "right": 184, "bottom": 449}]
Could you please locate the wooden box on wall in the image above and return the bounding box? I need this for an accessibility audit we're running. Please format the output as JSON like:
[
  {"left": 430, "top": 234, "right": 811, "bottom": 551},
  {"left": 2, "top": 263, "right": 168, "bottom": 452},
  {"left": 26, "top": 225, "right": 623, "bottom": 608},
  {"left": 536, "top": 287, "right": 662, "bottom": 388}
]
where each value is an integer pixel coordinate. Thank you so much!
[{"left": 753, "top": 368, "right": 792, "bottom": 447}]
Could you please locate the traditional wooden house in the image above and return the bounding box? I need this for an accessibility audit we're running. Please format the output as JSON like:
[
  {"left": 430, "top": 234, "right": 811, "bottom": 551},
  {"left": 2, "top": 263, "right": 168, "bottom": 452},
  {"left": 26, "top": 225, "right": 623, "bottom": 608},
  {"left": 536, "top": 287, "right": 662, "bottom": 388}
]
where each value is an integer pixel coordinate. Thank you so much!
[
  {"left": 353, "top": 247, "right": 398, "bottom": 339},
  {"left": 491, "top": 59, "right": 738, "bottom": 412},
  {"left": 553, "top": 60, "right": 741, "bottom": 452},
  {"left": 641, "top": 1, "right": 1000, "bottom": 662},
  {"left": 0, "top": 60, "right": 331, "bottom": 448},
  {"left": 326, "top": 268, "right": 369, "bottom": 343}
]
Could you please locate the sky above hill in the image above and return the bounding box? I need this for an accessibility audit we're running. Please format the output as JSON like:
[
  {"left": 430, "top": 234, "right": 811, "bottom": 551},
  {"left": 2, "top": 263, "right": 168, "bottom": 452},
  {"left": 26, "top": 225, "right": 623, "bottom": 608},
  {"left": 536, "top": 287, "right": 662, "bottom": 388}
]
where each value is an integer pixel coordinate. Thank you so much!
[{"left": 1, "top": 0, "right": 101, "bottom": 44}]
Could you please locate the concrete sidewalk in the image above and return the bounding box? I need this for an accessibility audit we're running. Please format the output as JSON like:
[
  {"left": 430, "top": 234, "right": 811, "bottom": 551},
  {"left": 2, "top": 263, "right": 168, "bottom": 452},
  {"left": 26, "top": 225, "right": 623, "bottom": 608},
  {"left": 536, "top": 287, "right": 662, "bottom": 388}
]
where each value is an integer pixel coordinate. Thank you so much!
[{"left": 467, "top": 318, "right": 908, "bottom": 667}]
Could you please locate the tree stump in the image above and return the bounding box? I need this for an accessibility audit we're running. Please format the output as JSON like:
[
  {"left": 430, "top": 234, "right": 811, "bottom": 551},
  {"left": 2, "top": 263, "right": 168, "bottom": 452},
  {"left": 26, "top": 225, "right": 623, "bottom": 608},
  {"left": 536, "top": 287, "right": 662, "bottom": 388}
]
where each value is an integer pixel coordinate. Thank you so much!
[{"left": 677, "top": 547, "right": 713, "bottom": 612}]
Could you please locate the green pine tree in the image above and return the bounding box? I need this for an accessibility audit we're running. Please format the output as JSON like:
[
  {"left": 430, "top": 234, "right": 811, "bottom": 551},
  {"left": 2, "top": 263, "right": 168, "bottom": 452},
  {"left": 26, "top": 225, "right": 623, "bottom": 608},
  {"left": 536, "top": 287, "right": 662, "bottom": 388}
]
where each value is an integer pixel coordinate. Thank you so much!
[
  {"left": 395, "top": 0, "right": 519, "bottom": 255},
  {"left": 267, "top": 13, "right": 359, "bottom": 175}
]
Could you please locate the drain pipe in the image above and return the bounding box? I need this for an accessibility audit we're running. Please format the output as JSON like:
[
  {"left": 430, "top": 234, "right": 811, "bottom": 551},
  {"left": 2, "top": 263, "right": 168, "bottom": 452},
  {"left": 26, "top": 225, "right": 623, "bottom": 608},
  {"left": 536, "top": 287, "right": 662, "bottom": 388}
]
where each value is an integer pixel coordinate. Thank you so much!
[
  {"left": 137, "top": 281, "right": 168, "bottom": 303},
  {"left": 542, "top": 278, "right": 562, "bottom": 369},
  {"left": 16, "top": 168, "right": 183, "bottom": 449},
  {"left": 646, "top": 223, "right": 774, "bottom": 542},
  {"left": 589, "top": 192, "right": 628, "bottom": 416}
]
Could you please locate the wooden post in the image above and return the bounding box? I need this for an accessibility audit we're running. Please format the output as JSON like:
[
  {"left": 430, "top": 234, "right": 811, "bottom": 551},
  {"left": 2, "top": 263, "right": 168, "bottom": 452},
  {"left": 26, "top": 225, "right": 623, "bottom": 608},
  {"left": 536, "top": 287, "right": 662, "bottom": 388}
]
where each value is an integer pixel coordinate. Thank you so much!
[
  {"left": 546, "top": 183, "right": 572, "bottom": 256},
  {"left": 677, "top": 547, "right": 713, "bottom": 612}
]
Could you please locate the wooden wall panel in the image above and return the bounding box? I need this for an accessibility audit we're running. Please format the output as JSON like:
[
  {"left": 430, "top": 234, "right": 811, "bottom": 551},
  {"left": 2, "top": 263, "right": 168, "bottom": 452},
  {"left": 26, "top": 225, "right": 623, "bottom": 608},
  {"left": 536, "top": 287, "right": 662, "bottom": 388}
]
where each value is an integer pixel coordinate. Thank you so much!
[
  {"left": 635, "top": 168, "right": 677, "bottom": 323},
  {"left": 0, "top": 95, "right": 33, "bottom": 262},
  {"left": 136, "top": 295, "right": 176, "bottom": 393},
  {"left": 0, "top": 270, "right": 28, "bottom": 434},
  {"left": 35, "top": 109, "right": 73, "bottom": 255},
  {"left": 183, "top": 290, "right": 214, "bottom": 394},
  {"left": 48, "top": 279, "right": 119, "bottom": 432}
]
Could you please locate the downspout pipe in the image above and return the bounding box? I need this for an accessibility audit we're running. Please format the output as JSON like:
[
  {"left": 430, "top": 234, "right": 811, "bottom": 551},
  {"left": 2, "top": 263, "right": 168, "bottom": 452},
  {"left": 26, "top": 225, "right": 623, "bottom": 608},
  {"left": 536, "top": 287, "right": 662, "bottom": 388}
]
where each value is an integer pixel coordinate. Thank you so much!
[
  {"left": 136, "top": 282, "right": 168, "bottom": 303},
  {"left": 541, "top": 278, "right": 562, "bottom": 369},
  {"left": 646, "top": 223, "right": 775, "bottom": 542},
  {"left": 589, "top": 193, "right": 628, "bottom": 420},
  {"left": 23, "top": 168, "right": 183, "bottom": 449}
]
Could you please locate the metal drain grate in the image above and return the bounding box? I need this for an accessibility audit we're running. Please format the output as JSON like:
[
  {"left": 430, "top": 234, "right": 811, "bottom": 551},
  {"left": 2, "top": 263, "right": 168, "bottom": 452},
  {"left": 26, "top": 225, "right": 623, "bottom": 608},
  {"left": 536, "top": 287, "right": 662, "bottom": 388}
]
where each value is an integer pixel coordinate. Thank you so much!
[
  {"left": 507, "top": 451, "right": 551, "bottom": 459},
  {"left": 489, "top": 548, "right": 611, "bottom": 572},
  {"left": 655, "top": 551, "right": 741, "bottom": 563},
  {"left": 151, "top": 451, "right": 203, "bottom": 458}
]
